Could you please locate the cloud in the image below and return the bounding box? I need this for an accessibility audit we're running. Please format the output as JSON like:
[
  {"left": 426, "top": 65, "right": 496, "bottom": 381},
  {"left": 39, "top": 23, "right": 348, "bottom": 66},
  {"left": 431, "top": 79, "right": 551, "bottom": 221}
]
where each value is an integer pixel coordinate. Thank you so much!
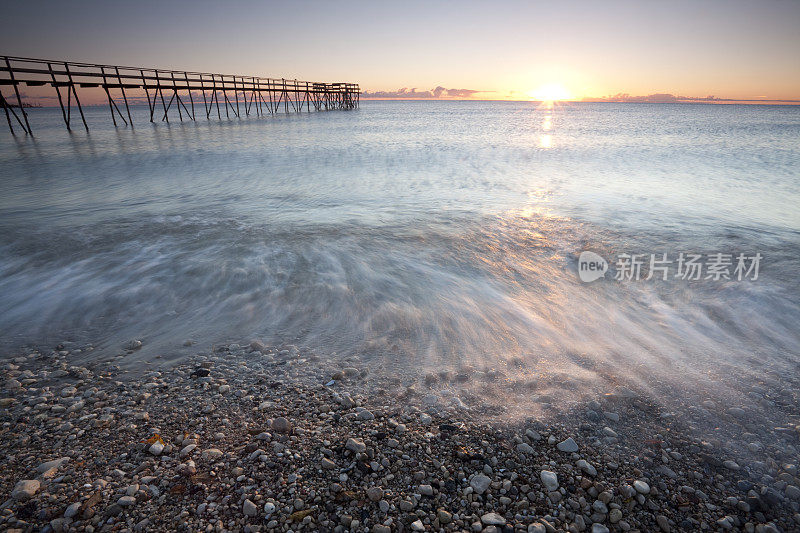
[
  {"left": 362, "top": 86, "right": 484, "bottom": 99},
  {"left": 582, "top": 93, "right": 730, "bottom": 103}
]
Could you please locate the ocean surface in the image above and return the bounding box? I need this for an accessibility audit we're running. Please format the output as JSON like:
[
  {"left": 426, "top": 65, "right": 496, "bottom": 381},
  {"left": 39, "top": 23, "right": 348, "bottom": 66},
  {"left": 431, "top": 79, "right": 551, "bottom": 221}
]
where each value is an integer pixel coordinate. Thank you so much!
[{"left": 1, "top": 100, "right": 799, "bottom": 417}]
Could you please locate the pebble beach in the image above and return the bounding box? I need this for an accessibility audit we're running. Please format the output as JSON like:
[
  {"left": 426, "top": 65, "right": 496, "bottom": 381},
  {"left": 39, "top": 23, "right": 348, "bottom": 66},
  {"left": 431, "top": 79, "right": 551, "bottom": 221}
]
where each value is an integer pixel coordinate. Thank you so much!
[{"left": 1, "top": 340, "right": 799, "bottom": 533}]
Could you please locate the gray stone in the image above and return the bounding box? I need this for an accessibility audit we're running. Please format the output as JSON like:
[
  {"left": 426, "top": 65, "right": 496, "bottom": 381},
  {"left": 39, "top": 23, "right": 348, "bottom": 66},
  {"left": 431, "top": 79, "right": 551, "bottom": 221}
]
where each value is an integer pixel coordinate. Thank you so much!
[
  {"left": 481, "top": 512, "right": 506, "bottom": 526},
  {"left": 271, "top": 417, "right": 292, "bottom": 433},
  {"left": 557, "top": 437, "right": 579, "bottom": 452},
  {"left": 345, "top": 437, "right": 366, "bottom": 453},
  {"left": 540, "top": 470, "right": 559, "bottom": 491},
  {"left": 470, "top": 474, "right": 492, "bottom": 495},
  {"left": 243, "top": 498, "right": 258, "bottom": 517},
  {"left": 366, "top": 486, "right": 384, "bottom": 502}
]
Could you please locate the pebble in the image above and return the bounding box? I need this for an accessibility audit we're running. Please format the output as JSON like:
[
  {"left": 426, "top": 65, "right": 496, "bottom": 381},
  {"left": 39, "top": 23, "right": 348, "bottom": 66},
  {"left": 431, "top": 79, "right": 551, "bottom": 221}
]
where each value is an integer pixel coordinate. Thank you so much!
[
  {"left": 202, "top": 448, "right": 223, "bottom": 460},
  {"left": 271, "top": 416, "right": 292, "bottom": 433},
  {"left": 481, "top": 512, "right": 506, "bottom": 526},
  {"left": 64, "top": 502, "right": 81, "bottom": 518},
  {"left": 243, "top": 499, "right": 258, "bottom": 517},
  {"left": 419, "top": 484, "right": 434, "bottom": 496},
  {"left": 148, "top": 441, "right": 164, "bottom": 455},
  {"left": 118, "top": 495, "right": 136, "bottom": 507},
  {"left": 540, "top": 470, "right": 559, "bottom": 491},
  {"left": 576, "top": 459, "right": 597, "bottom": 476},
  {"left": 345, "top": 437, "right": 367, "bottom": 453},
  {"left": 11, "top": 479, "right": 40, "bottom": 500},
  {"left": 556, "top": 436, "right": 579, "bottom": 452},
  {"left": 470, "top": 473, "right": 492, "bottom": 494},
  {"left": 366, "top": 486, "right": 384, "bottom": 502},
  {"left": 633, "top": 480, "right": 650, "bottom": 494},
  {"left": 357, "top": 409, "right": 375, "bottom": 421}
]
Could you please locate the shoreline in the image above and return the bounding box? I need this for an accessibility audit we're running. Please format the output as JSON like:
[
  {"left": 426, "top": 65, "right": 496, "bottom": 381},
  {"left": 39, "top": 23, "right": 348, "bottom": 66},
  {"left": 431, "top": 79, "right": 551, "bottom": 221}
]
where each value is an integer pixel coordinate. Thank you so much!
[{"left": 1, "top": 341, "right": 798, "bottom": 532}]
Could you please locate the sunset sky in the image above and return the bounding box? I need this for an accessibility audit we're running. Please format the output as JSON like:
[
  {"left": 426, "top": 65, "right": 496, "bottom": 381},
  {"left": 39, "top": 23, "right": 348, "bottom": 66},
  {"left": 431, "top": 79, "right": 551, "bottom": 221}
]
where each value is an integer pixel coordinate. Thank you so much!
[{"left": 1, "top": 0, "right": 799, "bottom": 102}]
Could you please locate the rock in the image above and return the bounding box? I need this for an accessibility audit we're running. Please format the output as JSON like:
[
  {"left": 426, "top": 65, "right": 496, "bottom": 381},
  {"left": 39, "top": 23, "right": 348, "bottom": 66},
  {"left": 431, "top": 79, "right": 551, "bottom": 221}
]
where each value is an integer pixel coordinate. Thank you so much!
[
  {"left": 526, "top": 428, "right": 542, "bottom": 441},
  {"left": 557, "top": 437, "right": 579, "bottom": 452},
  {"left": 366, "top": 486, "right": 384, "bottom": 502},
  {"left": 437, "top": 509, "right": 453, "bottom": 524},
  {"left": 786, "top": 485, "right": 800, "bottom": 500},
  {"left": 723, "top": 460, "right": 740, "bottom": 470},
  {"left": 633, "top": 480, "right": 650, "bottom": 494},
  {"left": 202, "top": 448, "right": 223, "bottom": 460},
  {"left": 517, "top": 442, "right": 534, "bottom": 454},
  {"left": 263, "top": 502, "right": 276, "bottom": 515},
  {"left": 602, "top": 426, "right": 618, "bottom": 438},
  {"left": 481, "top": 512, "right": 506, "bottom": 526},
  {"left": 179, "top": 444, "right": 197, "bottom": 458},
  {"left": 356, "top": 409, "right": 375, "bottom": 421},
  {"left": 470, "top": 474, "right": 492, "bottom": 495},
  {"left": 243, "top": 499, "right": 258, "bottom": 517},
  {"left": 592, "top": 525, "right": 610, "bottom": 533},
  {"left": 419, "top": 484, "right": 434, "bottom": 496},
  {"left": 321, "top": 457, "right": 336, "bottom": 470},
  {"left": 12, "top": 479, "right": 40, "bottom": 500},
  {"left": 271, "top": 416, "right": 292, "bottom": 433},
  {"left": 148, "top": 441, "right": 164, "bottom": 456},
  {"left": 609, "top": 508, "right": 622, "bottom": 523},
  {"left": 529, "top": 524, "right": 547, "bottom": 533},
  {"left": 117, "top": 495, "right": 136, "bottom": 507},
  {"left": 656, "top": 514, "right": 671, "bottom": 532},
  {"left": 411, "top": 520, "right": 425, "bottom": 531},
  {"left": 345, "top": 437, "right": 366, "bottom": 453},
  {"left": 124, "top": 339, "right": 143, "bottom": 350},
  {"left": 576, "top": 459, "right": 597, "bottom": 476},
  {"left": 540, "top": 470, "right": 559, "bottom": 491},
  {"left": 36, "top": 457, "right": 70, "bottom": 473},
  {"left": 218, "top": 384, "right": 230, "bottom": 394},
  {"left": 64, "top": 502, "right": 81, "bottom": 518}
]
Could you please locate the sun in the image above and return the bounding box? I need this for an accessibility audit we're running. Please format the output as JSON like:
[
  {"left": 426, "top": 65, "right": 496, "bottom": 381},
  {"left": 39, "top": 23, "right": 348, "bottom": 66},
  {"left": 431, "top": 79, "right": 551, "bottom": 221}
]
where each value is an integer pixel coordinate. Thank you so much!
[{"left": 527, "top": 83, "right": 573, "bottom": 102}]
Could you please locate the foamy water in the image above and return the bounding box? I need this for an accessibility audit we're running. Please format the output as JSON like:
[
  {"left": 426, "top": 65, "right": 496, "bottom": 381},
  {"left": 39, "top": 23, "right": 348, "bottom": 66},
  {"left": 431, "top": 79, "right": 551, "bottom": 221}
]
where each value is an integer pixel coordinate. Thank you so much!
[{"left": 1, "top": 101, "right": 799, "bottom": 416}]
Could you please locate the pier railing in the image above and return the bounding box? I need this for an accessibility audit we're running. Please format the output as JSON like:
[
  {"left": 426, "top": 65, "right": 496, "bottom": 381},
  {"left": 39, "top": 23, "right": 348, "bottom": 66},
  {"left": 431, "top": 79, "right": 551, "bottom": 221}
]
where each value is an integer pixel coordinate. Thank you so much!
[{"left": 0, "top": 55, "right": 360, "bottom": 135}]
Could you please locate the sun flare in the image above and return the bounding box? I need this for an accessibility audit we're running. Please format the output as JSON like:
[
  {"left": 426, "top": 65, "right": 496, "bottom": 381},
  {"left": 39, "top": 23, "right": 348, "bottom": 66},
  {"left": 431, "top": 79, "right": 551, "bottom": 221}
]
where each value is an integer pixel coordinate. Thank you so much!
[{"left": 527, "top": 83, "right": 573, "bottom": 102}]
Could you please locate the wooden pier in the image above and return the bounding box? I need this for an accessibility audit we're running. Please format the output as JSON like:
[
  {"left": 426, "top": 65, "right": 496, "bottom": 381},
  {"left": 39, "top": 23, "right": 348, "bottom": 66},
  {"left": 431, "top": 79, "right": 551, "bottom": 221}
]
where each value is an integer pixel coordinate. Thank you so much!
[{"left": 0, "top": 55, "right": 360, "bottom": 135}]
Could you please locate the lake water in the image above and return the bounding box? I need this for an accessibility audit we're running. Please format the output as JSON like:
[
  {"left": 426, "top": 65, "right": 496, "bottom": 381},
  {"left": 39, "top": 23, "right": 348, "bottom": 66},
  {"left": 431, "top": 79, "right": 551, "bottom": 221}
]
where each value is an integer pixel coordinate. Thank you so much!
[{"left": 1, "top": 100, "right": 799, "bottom": 417}]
